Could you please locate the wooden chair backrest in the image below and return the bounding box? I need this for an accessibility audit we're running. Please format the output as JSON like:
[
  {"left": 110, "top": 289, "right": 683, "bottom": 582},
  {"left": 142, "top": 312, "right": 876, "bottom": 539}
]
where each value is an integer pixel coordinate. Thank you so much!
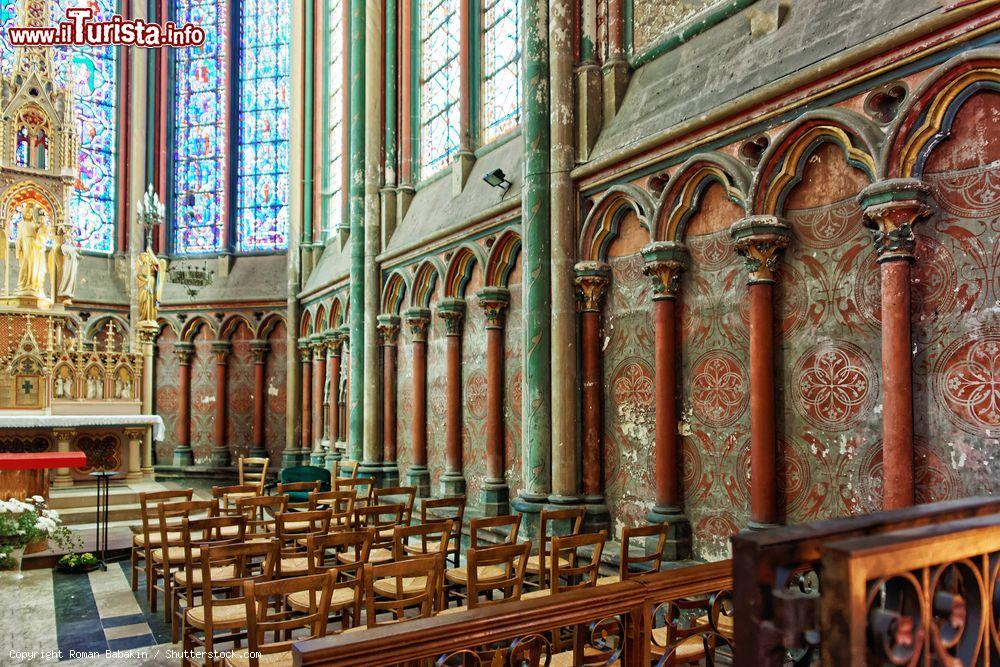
[
  {"left": 373, "top": 486, "right": 417, "bottom": 524},
  {"left": 210, "top": 484, "right": 260, "bottom": 515},
  {"left": 467, "top": 541, "right": 530, "bottom": 608},
  {"left": 392, "top": 519, "right": 452, "bottom": 561},
  {"left": 336, "top": 478, "right": 374, "bottom": 508},
  {"left": 275, "top": 509, "right": 333, "bottom": 555},
  {"left": 334, "top": 459, "right": 359, "bottom": 479},
  {"left": 156, "top": 499, "right": 216, "bottom": 569},
  {"left": 470, "top": 514, "right": 522, "bottom": 547},
  {"left": 362, "top": 554, "right": 441, "bottom": 627},
  {"left": 309, "top": 489, "right": 356, "bottom": 528},
  {"left": 619, "top": 523, "right": 668, "bottom": 580},
  {"left": 238, "top": 456, "right": 269, "bottom": 492},
  {"left": 277, "top": 480, "right": 323, "bottom": 510},
  {"left": 178, "top": 515, "right": 246, "bottom": 604},
  {"left": 305, "top": 530, "right": 372, "bottom": 579},
  {"left": 139, "top": 489, "right": 193, "bottom": 541},
  {"left": 197, "top": 541, "right": 278, "bottom": 628},
  {"left": 419, "top": 496, "right": 465, "bottom": 567},
  {"left": 550, "top": 531, "right": 606, "bottom": 594},
  {"left": 536, "top": 507, "right": 586, "bottom": 588},
  {"left": 237, "top": 494, "right": 288, "bottom": 541},
  {"left": 353, "top": 504, "right": 405, "bottom": 551},
  {"left": 243, "top": 571, "right": 335, "bottom": 664}
]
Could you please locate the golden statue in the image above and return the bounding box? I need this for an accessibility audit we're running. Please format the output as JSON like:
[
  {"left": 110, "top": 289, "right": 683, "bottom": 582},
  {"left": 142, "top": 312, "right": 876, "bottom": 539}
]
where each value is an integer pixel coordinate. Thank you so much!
[
  {"left": 15, "top": 203, "right": 50, "bottom": 297},
  {"left": 136, "top": 247, "right": 166, "bottom": 324}
]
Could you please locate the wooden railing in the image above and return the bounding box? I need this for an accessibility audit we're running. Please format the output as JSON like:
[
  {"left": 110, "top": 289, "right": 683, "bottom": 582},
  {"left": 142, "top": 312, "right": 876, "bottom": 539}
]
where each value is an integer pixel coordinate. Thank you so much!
[
  {"left": 730, "top": 495, "right": 1000, "bottom": 666},
  {"left": 293, "top": 560, "right": 734, "bottom": 666}
]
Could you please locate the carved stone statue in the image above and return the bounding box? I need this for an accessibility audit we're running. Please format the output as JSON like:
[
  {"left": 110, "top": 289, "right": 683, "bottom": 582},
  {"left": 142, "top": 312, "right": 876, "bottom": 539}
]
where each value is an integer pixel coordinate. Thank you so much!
[
  {"left": 15, "top": 203, "right": 50, "bottom": 297},
  {"left": 57, "top": 234, "right": 79, "bottom": 301},
  {"left": 136, "top": 247, "right": 166, "bottom": 324}
]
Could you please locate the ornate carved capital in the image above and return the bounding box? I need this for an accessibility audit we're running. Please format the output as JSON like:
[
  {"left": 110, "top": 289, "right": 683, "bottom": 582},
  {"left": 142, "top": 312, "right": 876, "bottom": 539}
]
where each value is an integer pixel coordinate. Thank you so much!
[
  {"left": 136, "top": 322, "right": 158, "bottom": 345},
  {"left": 642, "top": 242, "right": 688, "bottom": 300},
  {"left": 124, "top": 428, "right": 146, "bottom": 441},
  {"left": 376, "top": 315, "right": 401, "bottom": 346},
  {"left": 335, "top": 326, "right": 350, "bottom": 352},
  {"left": 477, "top": 287, "right": 511, "bottom": 329},
  {"left": 249, "top": 340, "right": 271, "bottom": 363},
  {"left": 174, "top": 341, "right": 195, "bottom": 365},
  {"left": 404, "top": 308, "right": 432, "bottom": 342},
  {"left": 574, "top": 261, "right": 611, "bottom": 312},
  {"left": 298, "top": 339, "right": 312, "bottom": 364},
  {"left": 730, "top": 216, "right": 793, "bottom": 285},
  {"left": 859, "top": 179, "right": 934, "bottom": 263},
  {"left": 437, "top": 298, "right": 466, "bottom": 337},
  {"left": 325, "top": 331, "right": 345, "bottom": 355},
  {"left": 211, "top": 341, "right": 232, "bottom": 363},
  {"left": 309, "top": 335, "right": 326, "bottom": 360}
]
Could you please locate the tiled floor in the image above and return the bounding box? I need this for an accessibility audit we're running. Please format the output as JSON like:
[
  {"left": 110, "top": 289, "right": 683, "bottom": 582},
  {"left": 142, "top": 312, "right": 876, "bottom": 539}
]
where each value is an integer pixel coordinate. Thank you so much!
[{"left": 2, "top": 561, "right": 178, "bottom": 665}]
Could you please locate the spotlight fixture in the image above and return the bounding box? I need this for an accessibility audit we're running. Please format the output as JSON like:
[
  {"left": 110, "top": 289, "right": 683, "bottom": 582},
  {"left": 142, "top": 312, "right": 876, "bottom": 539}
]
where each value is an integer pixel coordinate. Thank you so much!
[{"left": 483, "top": 168, "right": 512, "bottom": 197}]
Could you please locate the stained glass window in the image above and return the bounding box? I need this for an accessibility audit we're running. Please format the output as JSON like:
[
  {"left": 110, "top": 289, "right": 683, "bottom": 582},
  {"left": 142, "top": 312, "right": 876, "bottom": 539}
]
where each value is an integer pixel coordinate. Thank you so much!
[
  {"left": 0, "top": 1, "right": 18, "bottom": 76},
  {"left": 53, "top": 0, "right": 118, "bottom": 254},
  {"left": 235, "top": 0, "right": 292, "bottom": 253},
  {"left": 172, "top": 0, "right": 229, "bottom": 254},
  {"left": 418, "top": 0, "right": 460, "bottom": 177},
  {"left": 481, "top": 0, "right": 519, "bottom": 143},
  {"left": 325, "top": 0, "right": 344, "bottom": 236}
]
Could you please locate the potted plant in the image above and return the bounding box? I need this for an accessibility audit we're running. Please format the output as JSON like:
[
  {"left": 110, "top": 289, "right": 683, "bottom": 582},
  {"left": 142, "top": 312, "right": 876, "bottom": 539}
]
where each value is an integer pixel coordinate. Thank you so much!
[
  {"left": 0, "top": 496, "right": 80, "bottom": 579},
  {"left": 57, "top": 551, "right": 101, "bottom": 573}
]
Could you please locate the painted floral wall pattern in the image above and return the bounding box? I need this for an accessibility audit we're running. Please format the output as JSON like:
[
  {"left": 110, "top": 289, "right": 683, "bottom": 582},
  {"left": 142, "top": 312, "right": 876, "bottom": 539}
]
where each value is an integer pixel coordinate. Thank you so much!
[
  {"left": 154, "top": 326, "right": 180, "bottom": 463},
  {"left": 227, "top": 323, "right": 256, "bottom": 460}
]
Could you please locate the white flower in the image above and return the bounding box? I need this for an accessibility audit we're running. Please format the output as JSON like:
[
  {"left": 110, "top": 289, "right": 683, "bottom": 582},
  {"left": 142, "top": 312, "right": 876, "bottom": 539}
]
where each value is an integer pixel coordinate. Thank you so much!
[{"left": 31, "top": 495, "right": 44, "bottom": 504}]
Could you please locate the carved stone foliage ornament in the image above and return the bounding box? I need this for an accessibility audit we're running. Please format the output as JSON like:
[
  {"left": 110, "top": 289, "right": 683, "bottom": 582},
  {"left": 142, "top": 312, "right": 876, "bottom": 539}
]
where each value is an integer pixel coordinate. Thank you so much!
[
  {"left": 730, "top": 215, "right": 793, "bottom": 284},
  {"left": 437, "top": 298, "right": 466, "bottom": 336},
  {"left": 405, "top": 308, "right": 431, "bottom": 342},
  {"left": 642, "top": 241, "right": 688, "bottom": 299},
  {"left": 574, "top": 261, "right": 611, "bottom": 312},
  {"left": 858, "top": 179, "right": 934, "bottom": 263},
  {"left": 376, "top": 315, "right": 401, "bottom": 346},
  {"left": 76, "top": 434, "right": 121, "bottom": 472},
  {"left": 477, "top": 287, "right": 511, "bottom": 329}
]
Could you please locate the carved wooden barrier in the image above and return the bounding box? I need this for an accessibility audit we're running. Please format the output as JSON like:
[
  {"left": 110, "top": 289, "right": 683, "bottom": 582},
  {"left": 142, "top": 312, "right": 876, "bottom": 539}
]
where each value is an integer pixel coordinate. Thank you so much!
[
  {"left": 293, "top": 560, "right": 733, "bottom": 666},
  {"left": 731, "top": 496, "right": 1000, "bottom": 667}
]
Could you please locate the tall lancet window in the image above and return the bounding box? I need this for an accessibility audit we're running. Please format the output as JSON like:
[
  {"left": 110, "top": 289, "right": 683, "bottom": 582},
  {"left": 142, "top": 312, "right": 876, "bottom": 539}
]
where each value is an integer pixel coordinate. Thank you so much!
[
  {"left": 172, "top": 0, "right": 229, "bottom": 254},
  {"left": 324, "top": 0, "right": 345, "bottom": 237},
  {"left": 418, "top": 0, "right": 461, "bottom": 177},
  {"left": 480, "top": 0, "right": 520, "bottom": 143},
  {"left": 235, "top": 0, "right": 292, "bottom": 253}
]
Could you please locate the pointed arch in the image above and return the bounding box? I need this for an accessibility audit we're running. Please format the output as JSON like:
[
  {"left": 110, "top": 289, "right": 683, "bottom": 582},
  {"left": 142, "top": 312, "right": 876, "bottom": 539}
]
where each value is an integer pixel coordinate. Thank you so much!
[
  {"left": 328, "top": 296, "right": 345, "bottom": 329},
  {"left": 299, "top": 309, "right": 313, "bottom": 338},
  {"left": 257, "top": 312, "right": 287, "bottom": 339},
  {"left": 579, "top": 184, "right": 655, "bottom": 262},
  {"left": 181, "top": 315, "right": 218, "bottom": 342},
  {"left": 410, "top": 258, "right": 445, "bottom": 308},
  {"left": 443, "top": 244, "right": 486, "bottom": 298},
  {"left": 485, "top": 229, "right": 522, "bottom": 287},
  {"left": 219, "top": 314, "right": 254, "bottom": 340},
  {"left": 653, "top": 153, "right": 751, "bottom": 242},
  {"left": 381, "top": 270, "right": 410, "bottom": 315},
  {"left": 314, "top": 305, "right": 327, "bottom": 335},
  {"left": 84, "top": 314, "right": 131, "bottom": 342},
  {"left": 884, "top": 47, "right": 1000, "bottom": 179},
  {"left": 750, "top": 109, "right": 882, "bottom": 216}
]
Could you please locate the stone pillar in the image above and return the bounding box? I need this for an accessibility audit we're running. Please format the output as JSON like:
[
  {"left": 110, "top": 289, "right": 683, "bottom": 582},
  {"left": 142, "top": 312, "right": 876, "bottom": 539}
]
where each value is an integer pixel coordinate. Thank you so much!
[
  {"left": 297, "top": 339, "right": 313, "bottom": 465},
  {"left": 478, "top": 287, "right": 511, "bottom": 516},
  {"left": 249, "top": 340, "right": 270, "bottom": 459},
  {"left": 438, "top": 298, "right": 467, "bottom": 497},
  {"left": 405, "top": 308, "right": 431, "bottom": 496},
  {"left": 860, "top": 179, "right": 933, "bottom": 511},
  {"left": 377, "top": 315, "right": 401, "bottom": 486},
  {"left": 124, "top": 428, "right": 145, "bottom": 481},
  {"left": 310, "top": 335, "right": 327, "bottom": 465},
  {"left": 52, "top": 429, "right": 76, "bottom": 488},
  {"left": 642, "top": 242, "right": 691, "bottom": 558},
  {"left": 574, "top": 262, "right": 611, "bottom": 530},
  {"left": 325, "top": 332, "right": 345, "bottom": 471},
  {"left": 172, "top": 342, "right": 195, "bottom": 466},
  {"left": 209, "top": 341, "right": 231, "bottom": 467},
  {"left": 138, "top": 327, "right": 156, "bottom": 474},
  {"left": 731, "top": 216, "right": 792, "bottom": 529}
]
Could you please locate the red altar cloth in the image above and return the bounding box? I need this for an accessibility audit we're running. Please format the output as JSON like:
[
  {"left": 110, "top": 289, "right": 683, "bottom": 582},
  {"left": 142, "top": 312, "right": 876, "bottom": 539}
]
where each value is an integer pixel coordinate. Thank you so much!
[{"left": 0, "top": 452, "right": 88, "bottom": 471}]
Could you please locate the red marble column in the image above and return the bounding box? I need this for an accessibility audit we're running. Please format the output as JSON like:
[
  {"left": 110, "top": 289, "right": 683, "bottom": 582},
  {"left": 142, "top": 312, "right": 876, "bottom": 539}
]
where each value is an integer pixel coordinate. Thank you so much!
[
  {"left": 405, "top": 309, "right": 431, "bottom": 496},
  {"left": 326, "top": 333, "right": 344, "bottom": 466},
  {"left": 574, "top": 262, "right": 610, "bottom": 503},
  {"left": 731, "top": 216, "right": 792, "bottom": 529},
  {"left": 299, "top": 340, "right": 312, "bottom": 461},
  {"left": 642, "top": 243, "right": 688, "bottom": 541},
  {"left": 860, "top": 180, "right": 933, "bottom": 510},
  {"left": 249, "top": 340, "right": 270, "bottom": 459},
  {"left": 311, "top": 337, "right": 326, "bottom": 462},
  {"left": 438, "top": 298, "right": 467, "bottom": 497},
  {"left": 477, "top": 287, "right": 510, "bottom": 515},
  {"left": 377, "top": 315, "right": 401, "bottom": 485},
  {"left": 172, "top": 342, "right": 195, "bottom": 466},
  {"left": 209, "top": 341, "right": 232, "bottom": 467}
]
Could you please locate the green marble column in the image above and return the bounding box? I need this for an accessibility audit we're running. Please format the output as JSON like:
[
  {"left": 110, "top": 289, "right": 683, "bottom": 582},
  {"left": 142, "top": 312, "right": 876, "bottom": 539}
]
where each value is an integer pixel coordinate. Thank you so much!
[{"left": 347, "top": 0, "right": 366, "bottom": 464}]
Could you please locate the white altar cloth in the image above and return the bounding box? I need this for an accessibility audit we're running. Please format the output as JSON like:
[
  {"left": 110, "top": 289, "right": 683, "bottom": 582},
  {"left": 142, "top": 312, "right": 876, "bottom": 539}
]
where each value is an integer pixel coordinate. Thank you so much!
[{"left": 0, "top": 415, "right": 166, "bottom": 441}]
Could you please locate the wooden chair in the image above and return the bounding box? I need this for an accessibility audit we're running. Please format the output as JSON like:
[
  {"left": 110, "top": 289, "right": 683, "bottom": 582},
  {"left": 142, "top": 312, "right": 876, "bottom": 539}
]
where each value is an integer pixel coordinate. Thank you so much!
[
  {"left": 275, "top": 509, "right": 332, "bottom": 578},
  {"left": 390, "top": 520, "right": 452, "bottom": 610},
  {"left": 133, "top": 489, "right": 193, "bottom": 592},
  {"left": 236, "top": 456, "right": 269, "bottom": 495},
  {"left": 225, "top": 571, "right": 336, "bottom": 667},
  {"left": 308, "top": 489, "right": 356, "bottom": 530},
  {"left": 347, "top": 504, "right": 404, "bottom": 565},
  {"left": 286, "top": 531, "right": 372, "bottom": 629},
  {"left": 333, "top": 459, "right": 359, "bottom": 479},
  {"left": 549, "top": 531, "right": 606, "bottom": 594},
  {"left": 465, "top": 541, "right": 530, "bottom": 608},
  {"left": 443, "top": 515, "right": 521, "bottom": 605},
  {"left": 525, "top": 507, "right": 585, "bottom": 590},
  {"left": 171, "top": 515, "right": 246, "bottom": 642},
  {"left": 212, "top": 484, "right": 261, "bottom": 515},
  {"left": 335, "top": 477, "right": 374, "bottom": 509},
  {"left": 363, "top": 554, "right": 442, "bottom": 628},
  {"left": 182, "top": 541, "right": 278, "bottom": 667},
  {"left": 277, "top": 480, "right": 322, "bottom": 511},
  {"left": 650, "top": 591, "right": 733, "bottom": 665},
  {"left": 598, "top": 523, "right": 670, "bottom": 585},
  {"left": 417, "top": 496, "right": 465, "bottom": 568},
  {"left": 373, "top": 486, "right": 417, "bottom": 524},
  {"left": 237, "top": 494, "right": 287, "bottom": 542},
  {"left": 152, "top": 499, "right": 216, "bottom": 617}
]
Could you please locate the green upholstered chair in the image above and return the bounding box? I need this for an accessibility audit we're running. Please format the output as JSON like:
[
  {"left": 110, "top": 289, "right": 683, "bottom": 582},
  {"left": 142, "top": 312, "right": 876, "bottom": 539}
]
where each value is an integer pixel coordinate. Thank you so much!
[{"left": 278, "top": 466, "right": 331, "bottom": 505}]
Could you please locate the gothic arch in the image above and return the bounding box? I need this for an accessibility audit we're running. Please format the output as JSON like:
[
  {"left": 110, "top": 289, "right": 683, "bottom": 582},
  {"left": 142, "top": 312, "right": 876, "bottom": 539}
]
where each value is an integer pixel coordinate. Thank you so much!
[
  {"left": 579, "top": 184, "right": 655, "bottom": 262},
  {"left": 484, "top": 229, "right": 522, "bottom": 288},
  {"left": 181, "top": 315, "right": 218, "bottom": 343},
  {"left": 257, "top": 313, "right": 287, "bottom": 339},
  {"left": 653, "top": 152, "right": 751, "bottom": 242},
  {"left": 328, "top": 296, "right": 345, "bottom": 329},
  {"left": 219, "top": 314, "right": 255, "bottom": 340},
  {"left": 443, "top": 244, "right": 486, "bottom": 299},
  {"left": 750, "top": 109, "right": 882, "bottom": 216},
  {"left": 410, "top": 258, "right": 445, "bottom": 308},
  {"left": 381, "top": 270, "right": 410, "bottom": 315},
  {"left": 883, "top": 47, "right": 1000, "bottom": 179}
]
